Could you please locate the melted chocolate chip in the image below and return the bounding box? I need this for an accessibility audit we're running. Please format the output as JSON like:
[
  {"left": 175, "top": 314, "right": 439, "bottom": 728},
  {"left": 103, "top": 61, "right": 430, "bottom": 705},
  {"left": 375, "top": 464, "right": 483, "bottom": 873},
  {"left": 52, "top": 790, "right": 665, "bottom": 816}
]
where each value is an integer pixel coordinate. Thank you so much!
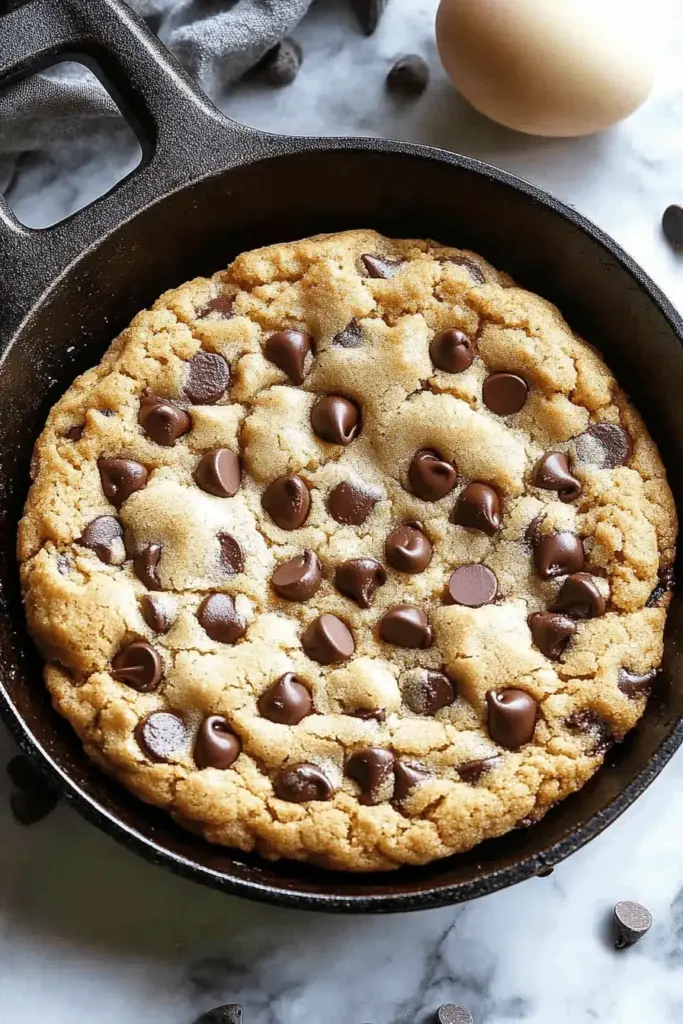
[
  {"left": 443, "top": 255, "right": 485, "bottom": 284},
  {"left": 140, "top": 594, "right": 173, "bottom": 634},
  {"left": 361, "top": 254, "right": 402, "bottom": 278},
  {"left": 483, "top": 372, "right": 528, "bottom": 415},
  {"left": 647, "top": 564, "right": 676, "bottom": 607},
  {"left": 264, "top": 329, "right": 312, "bottom": 385},
  {"left": 528, "top": 611, "right": 577, "bottom": 660},
  {"left": 136, "top": 711, "right": 187, "bottom": 762},
  {"left": 65, "top": 424, "right": 84, "bottom": 441},
  {"left": 310, "top": 395, "right": 361, "bottom": 445},
  {"left": 197, "top": 594, "right": 246, "bottom": 644},
  {"left": 574, "top": 423, "right": 633, "bottom": 469},
  {"left": 194, "top": 449, "right": 241, "bottom": 497},
  {"left": 302, "top": 614, "right": 355, "bottom": 665},
  {"left": 111, "top": 641, "right": 163, "bottom": 691},
  {"left": 328, "top": 480, "right": 378, "bottom": 525},
  {"left": 348, "top": 708, "right": 387, "bottom": 722},
  {"left": 408, "top": 449, "right": 458, "bottom": 501},
  {"left": 138, "top": 395, "right": 191, "bottom": 446},
  {"left": 447, "top": 564, "right": 498, "bottom": 607},
  {"left": 393, "top": 761, "right": 430, "bottom": 802},
  {"left": 457, "top": 756, "right": 501, "bottom": 784},
  {"left": 553, "top": 573, "right": 605, "bottom": 618},
  {"left": 258, "top": 673, "right": 313, "bottom": 724},
  {"left": 194, "top": 715, "right": 241, "bottom": 769},
  {"left": 198, "top": 295, "right": 234, "bottom": 318},
  {"left": 218, "top": 533, "right": 245, "bottom": 574},
  {"left": 262, "top": 474, "right": 311, "bottom": 530},
  {"left": 79, "top": 516, "right": 123, "bottom": 564},
  {"left": 429, "top": 329, "right": 475, "bottom": 373},
  {"left": 451, "top": 482, "right": 501, "bottom": 535},
  {"left": 185, "top": 351, "right": 231, "bottom": 404},
  {"left": 486, "top": 689, "right": 538, "bottom": 749},
  {"left": 98, "top": 458, "right": 149, "bottom": 507},
  {"left": 534, "top": 532, "right": 585, "bottom": 580},
  {"left": 272, "top": 550, "right": 322, "bottom": 601},
  {"left": 402, "top": 669, "right": 454, "bottom": 715},
  {"left": 274, "top": 763, "right": 335, "bottom": 802},
  {"left": 346, "top": 747, "right": 395, "bottom": 804},
  {"left": 332, "top": 320, "right": 364, "bottom": 348},
  {"left": 385, "top": 522, "right": 432, "bottom": 573},
  {"left": 379, "top": 605, "right": 433, "bottom": 649},
  {"left": 133, "top": 543, "right": 162, "bottom": 590},
  {"left": 335, "top": 557, "right": 387, "bottom": 608},
  {"left": 618, "top": 667, "right": 657, "bottom": 698},
  {"left": 531, "top": 451, "right": 582, "bottom": 502}
]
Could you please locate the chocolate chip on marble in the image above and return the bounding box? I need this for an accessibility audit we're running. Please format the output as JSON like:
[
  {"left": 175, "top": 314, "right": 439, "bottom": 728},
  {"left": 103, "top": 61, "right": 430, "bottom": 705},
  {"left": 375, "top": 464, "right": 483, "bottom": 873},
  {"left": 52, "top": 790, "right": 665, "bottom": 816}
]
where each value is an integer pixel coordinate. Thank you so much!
[
  {"left": 361, "top": 253, "right": 402, "bottom": 278},
  {"left": 483, "top": 372, "right": 528, "bottom": 415},
  {"left": 437, "top": 1005, "right": 474, "bottom": 1024},
  {"left": 258, "top": 673, "right": 313, "bottom": 725},
  {"left": 528, "top": 611, "right": 577, "bottom": 660},
  {"left": 272, "top": 550, "right": 322, "bottom": 601},
  {"left": 346, "top": 747, "right": 395, "bottom": 804},
  {"left": 185, "top": 351, "right": 231, "bottom": 404},
  {"left": 79, "top": 516, "right": 124, "bottom": 564},
  {"left": 333, "top": 320, "right": 364, "bottom": 348},
  {"left": 134, "top": 543, "right": 162, "bottom": 590},
  {"left": 138, "top": 395, "right": 191, "bottom": 446},
  {"left": 198, "top": 295, "right": 234, "bottom": 319},
  {"left": 385, "top": 522, "right": 432, "bottom": 573},
  {"left": 402, "top": 669, "right": 455, "bottom": 715},
  {"left": 302, "top": 614, "right": 355, "bottom": 664},
  {"left": 534, "top": 532, "right": 585, "bottom": 580},
  {"left": 393, "top": 761, "right": 430, "bottom": 802},
  {"left": 274, "top": 762, "right": 335, "bottom": 802},
  {"left": 663, "top": 203, "right": 683, "bottom": 250},
  {"left": 429, "top": 328, "right": 475, "bottom": 373},
  {"left": 457, "top": 756, "right": 501, "bottom": 784},
  {"left": 447, "top": 564, "right": 498, "bottom": 607},
  {"left": 531, "top": 451, "right": 582, "bottom": 502},
  {"left": 379, "top": 605, "right": 433, "bottom": 649},
  {"left": 218, "top": 533, "right": 245, "bottom": 574},
  {"left": 194, "top": 1005, "right": 243, "bottom": 1024},
  {"left": 328, "top": 480, "right": 379, "bottom": 525},
  {"left": 136, "top": 711, "right": 187, "bottom": 763},
  {"left": 111, "top": 641, "right": 163, "bottom": 691},
  {"left": 613, "top": 900, "right": 652, "bottom": 949},
  {"left": 618, "top": 667, "right": 657, "bottom": 698},
  {"left": 553, "top": 572, "right": 605, "bottom": 618},
  {"left": 197, "top": 594, "right": 246, "bottom": 644},
  {"left": 194, "top": 715, "right": 241, "bottom": 770},
  {"left": 351, "top": 0, "right": 388, "bottom": 35},
  {"left": 486, "top": 689, "right": 538, "bottom": 749},
  {"left": 194, "top": 448, "right": 241, "bottom": 497},
  {"left": 335, "top": 557, "right": 387, "bottom": 608},
  {"left": 386, "top": 54, "right": 430, "bottom": 97},
  {"left": 64, "top": 424, "right": 84, "bottom": 441},
  {"left": 262, "top": 474, "right": 311, "bottom": 530},
  {"left": 310, "top": 395, "right": 361, "bottom": 445},
  {"left": 98, "top": 457, "right": 149, "bottom": 507},
  {"left": 408, "top": 449, "right": 458, "bottom": 501},
  {"left": 442, "top": 255, "right": 485, "bottom": 284},
  {"left": 574, "top": 423, "right": 634, "bottom": 469},
  {"left": 264, "top": 329, "right": 312, "bottom": 384},
  {"left": 140, "top": 594, "right": 173, "bottom": 634},
  {"left": 262, "top": 37, "right": 303, "bottom": 87},
  {"left": 451, "top": 482, "right": 501, "bottom": 535}
]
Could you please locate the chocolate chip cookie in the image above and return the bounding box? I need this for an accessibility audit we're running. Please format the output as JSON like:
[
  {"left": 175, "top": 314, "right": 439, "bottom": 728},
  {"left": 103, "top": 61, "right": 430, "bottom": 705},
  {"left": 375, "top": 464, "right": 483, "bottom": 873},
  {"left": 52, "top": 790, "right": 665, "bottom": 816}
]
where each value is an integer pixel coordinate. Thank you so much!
[{"left": 18, "top": 229, "right": 676, "bottom": 871}]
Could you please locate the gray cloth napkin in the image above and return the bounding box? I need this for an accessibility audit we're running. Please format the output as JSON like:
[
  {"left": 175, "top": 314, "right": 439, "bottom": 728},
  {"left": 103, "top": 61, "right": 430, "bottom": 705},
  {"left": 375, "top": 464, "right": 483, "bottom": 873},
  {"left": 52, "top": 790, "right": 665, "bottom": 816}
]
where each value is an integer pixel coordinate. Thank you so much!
[{"left": 0, "top": 0, "right": 313, "bottom": 192}]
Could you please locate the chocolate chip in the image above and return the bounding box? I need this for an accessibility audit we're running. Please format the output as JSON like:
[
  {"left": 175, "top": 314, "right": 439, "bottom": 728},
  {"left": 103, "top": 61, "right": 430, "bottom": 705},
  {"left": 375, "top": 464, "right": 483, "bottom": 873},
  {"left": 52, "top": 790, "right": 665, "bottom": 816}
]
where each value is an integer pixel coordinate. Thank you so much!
[
  {"left": 647, "top": 564, "right": 676, "bottom": 607},
  {"left": 534, "top": 532, "right": 585, "bottom": 580},
  {"left": 194, "top": 449, "right": 241, "bottom": 497},
  {"left": 98, "top": 458, "right": 149, "bottom": 507},
  {"left": 385, "top": 522, "right": 432, "bottom": 573},
  {"left": 348, "top": 708, "right": 387, "bottom": 722},
  {"left": 663, "top": 204, "right": 683, "bottom": 250},
  {"left": 197, "top": 594, "right": 246, "bottom": 644},
  {"left": 194, "top": 1005, "right": 243, "bottom": 1024},
  {"left": 335, "top": 557, "right": 387, "bottom": 608},
  {"left": 402, "top": 669, "right": 454, "bottom": 715},
  {"left": 614, "top": 900, "right": 652, "bottom": 949},
  {"left": 262, "top": 474, "right": 311, "bottom": 530},
  {"left": 310, "top": 395, "right": 361, "bottom": 445},
  {"left": 351, "top": 0, "right": 388, "bottom": 35},
  {"left": 272, "top": 550, "right": 322, "bottom": 601},
  {"left": 531, "top": 451, "right": 582, "bottom": 502},
  {"left": 457, "top": 757, "right": 500, "bottom": 784},
  {"left": 218, "top": 533, "right": 245, "bottom": 574},
  {"left": 553, "top": 572, "right": 605, "bottom": 618},
  {"left": 346, "top": 747, "right": 395, "bottom": 804},
  {"left": 258, "top": 673, "right": 313, "bottom": 724},
  {"left": 447, "top": 564, "right": 498, "bottom": 607},
  {"left": 437, "top": 1005, "right": 474, "bottom": 1024},
  {"left": 136, "top": 711, "right": 187, "bottom": 763},
  {"left": 386, "top": 54, "right": 430, "bottom": 97},
  {"left": 328, "top": 480, "right": 379, "bottom": 524},
  {"left": 379, "top": 605, "right": 433, "bottom": 649},
  {"left": 483, "top": 372, "right": 528, "bottom": 415},
  {"left": 65, "top": 423, "right": 84, "bottom": 441},
  {"left": 574, "top": 423, "right": 633, "bottom": 469},
  {"left": 442, "top": 255, "right": 485, "bottom": 284},
  {"left": 393, "top": 761, "right": 430, "bottom": 801},
  {"left": 133, "top": 543, "right": 162, "bottom": 589},
  {"left": 262, "top": 37, "right": 302, "bottom": 87},
  {"left": 111, "top": 641, "right": 162, "bottom": 691},
  {"left": 361, "top": 254, "right": 402, "bottom": 278},
  {"left": 618, "top": 667, "right": 657, "bottom": 698},
  {"left": 10, "top": 787, "right": 59, "bottom": 826},
  {"left": 451, "top": 482, "right": 501, "bottom": 535},
  {"left": 302, "top": 614, "right": 355, "bottom": 665},
  {"left": 429, "top": 329, "right": 475, "bottom": 373},
  {"left": 408, "top": 449, "right": 458, "bottom": 501},
  {"left": 185, "top": 351, "right": 231, "bottom": 404},
  {"left": 198, "top": 295, "right": 234, "bottom": 319},
  {"left": 138, "top": 395, "right": 191, "bottom": 446},
  {"left": 274, "top": 763, "right": 335, "bottom": 802},
  {"left": 79, "top": 516, "right": 124, "bottom": 564},
  {"left": 486, "top": 689, "right": 538, "bottom": 749},
  {"left": 564, "top": 709, "right": 611, "bottom": 755},
  {"left": 528, "top": 611, "right": 577, "bottom": 659},
  {"left": 194, "top": 715, "right": 241, "bottom": 769},
  {"left": 264, "top": 329, "right": 312, "bottom": 384},
  {"left": 333, "top": 320, "right": 364, "bottom": 348},
  {"left": 140, "top": 594, "right": 173, "bottom": 634}
]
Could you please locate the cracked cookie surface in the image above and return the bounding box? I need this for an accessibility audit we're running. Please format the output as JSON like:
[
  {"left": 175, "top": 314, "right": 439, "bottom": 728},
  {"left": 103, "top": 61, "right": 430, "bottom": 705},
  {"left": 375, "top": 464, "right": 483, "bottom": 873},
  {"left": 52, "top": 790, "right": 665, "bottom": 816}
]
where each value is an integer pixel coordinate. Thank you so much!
[{"left": 19, "top": 229, "right": 676, "bottom": 871}]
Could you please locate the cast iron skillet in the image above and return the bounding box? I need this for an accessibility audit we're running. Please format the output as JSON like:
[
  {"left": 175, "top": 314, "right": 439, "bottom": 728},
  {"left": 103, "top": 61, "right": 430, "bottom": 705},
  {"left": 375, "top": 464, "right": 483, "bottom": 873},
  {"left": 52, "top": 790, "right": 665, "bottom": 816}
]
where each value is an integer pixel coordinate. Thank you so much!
[{"left": 1, "top": 0, "right": 683, "bottom": 914}]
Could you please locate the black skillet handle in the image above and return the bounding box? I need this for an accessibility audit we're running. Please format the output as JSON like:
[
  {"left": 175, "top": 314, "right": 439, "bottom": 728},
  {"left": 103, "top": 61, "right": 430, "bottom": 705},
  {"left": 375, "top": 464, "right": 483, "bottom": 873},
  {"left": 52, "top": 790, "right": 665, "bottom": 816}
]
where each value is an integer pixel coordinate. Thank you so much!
[{"left": 0, "top": 0, "right": 265, "bottom": 332}]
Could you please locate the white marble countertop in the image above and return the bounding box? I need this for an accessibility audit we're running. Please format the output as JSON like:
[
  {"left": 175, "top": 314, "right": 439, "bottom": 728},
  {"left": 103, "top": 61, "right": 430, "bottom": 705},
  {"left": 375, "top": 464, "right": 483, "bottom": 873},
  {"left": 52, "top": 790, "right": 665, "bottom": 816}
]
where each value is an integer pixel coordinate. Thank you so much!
[{"left": 4, "top": 1, "right": 683, "bottom": 1021}]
